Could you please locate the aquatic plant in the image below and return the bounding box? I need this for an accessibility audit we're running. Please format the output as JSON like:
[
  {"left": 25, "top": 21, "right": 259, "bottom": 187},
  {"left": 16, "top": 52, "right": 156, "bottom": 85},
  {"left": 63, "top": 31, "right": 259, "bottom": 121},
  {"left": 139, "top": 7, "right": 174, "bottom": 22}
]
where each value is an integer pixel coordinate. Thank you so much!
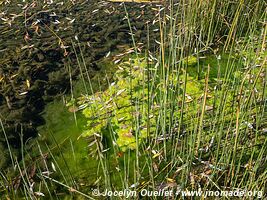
[{"left": 77, "top": 57, "right": 154, "bottom": 151}]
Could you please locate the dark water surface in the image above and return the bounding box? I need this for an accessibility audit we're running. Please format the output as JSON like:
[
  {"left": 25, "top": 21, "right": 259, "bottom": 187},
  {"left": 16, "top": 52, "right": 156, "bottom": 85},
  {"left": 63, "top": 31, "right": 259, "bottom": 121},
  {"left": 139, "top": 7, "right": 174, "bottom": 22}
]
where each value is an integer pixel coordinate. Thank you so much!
[{"left": 0, "top": 0, "right": 159, "bottom": 169}]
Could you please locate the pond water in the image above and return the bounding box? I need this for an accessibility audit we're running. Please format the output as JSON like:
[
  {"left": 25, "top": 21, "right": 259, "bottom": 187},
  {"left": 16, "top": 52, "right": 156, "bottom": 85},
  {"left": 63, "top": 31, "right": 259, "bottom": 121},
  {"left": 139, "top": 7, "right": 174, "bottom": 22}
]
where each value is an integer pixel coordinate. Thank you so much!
[
  {"left": 0, "top": 0, "right": 158, "bottom": 170},
  {"left": 37, "top": 96, "right": 98, "bottom": 192},
  {"left": 26, "top": 53, "right": 238, "bottom": 198}
]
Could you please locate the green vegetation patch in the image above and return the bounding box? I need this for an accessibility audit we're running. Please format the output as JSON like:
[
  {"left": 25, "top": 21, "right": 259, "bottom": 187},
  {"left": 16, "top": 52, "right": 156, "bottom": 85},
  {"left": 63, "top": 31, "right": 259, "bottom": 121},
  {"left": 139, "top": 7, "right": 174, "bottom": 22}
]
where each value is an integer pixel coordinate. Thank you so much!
[{"left": 77, "top": 57, "right": 157, "bottom": 151}]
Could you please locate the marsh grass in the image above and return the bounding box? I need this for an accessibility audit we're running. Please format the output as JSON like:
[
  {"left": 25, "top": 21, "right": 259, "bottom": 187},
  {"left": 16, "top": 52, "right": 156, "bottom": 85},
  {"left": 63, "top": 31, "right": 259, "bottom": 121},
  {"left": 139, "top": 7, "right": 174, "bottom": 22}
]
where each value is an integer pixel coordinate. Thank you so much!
[
  {"left": 1, "top": 0, "right": 266, "bottom": 199},
  {"left": 83, "top": 0, "right": 266, "bottom": 197}
]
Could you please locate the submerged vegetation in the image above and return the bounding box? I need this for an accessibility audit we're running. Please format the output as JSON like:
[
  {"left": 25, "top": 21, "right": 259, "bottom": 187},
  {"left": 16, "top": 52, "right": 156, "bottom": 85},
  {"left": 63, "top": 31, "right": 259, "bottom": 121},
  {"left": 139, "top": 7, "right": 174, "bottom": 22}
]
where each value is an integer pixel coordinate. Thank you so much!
[{"left": 0, "top": 0, "right": 266, "bottom": 199}]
